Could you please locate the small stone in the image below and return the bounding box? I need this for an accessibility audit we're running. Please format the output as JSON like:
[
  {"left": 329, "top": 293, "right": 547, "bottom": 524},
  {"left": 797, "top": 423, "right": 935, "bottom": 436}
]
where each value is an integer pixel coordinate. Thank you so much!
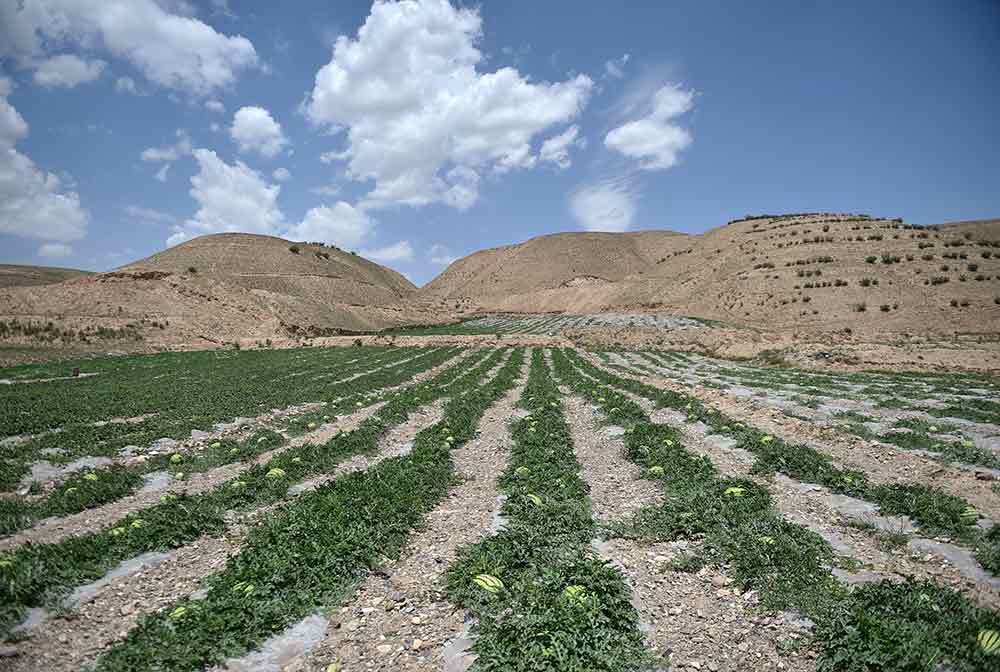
[
  {"left": 412, "top": 638, "right": 424, "bottom": 651},
  {"left": 120, "top": 603, "right": 133, "bottom": 616},
  {"left": 411, "top": 616, "right": 422, "bottom": 625},
  {"left": 376, "top": 644, "right": 393, "bottom": 655},
  {"left": 344, "top": 619, "right": 360, "bottom": 632}
]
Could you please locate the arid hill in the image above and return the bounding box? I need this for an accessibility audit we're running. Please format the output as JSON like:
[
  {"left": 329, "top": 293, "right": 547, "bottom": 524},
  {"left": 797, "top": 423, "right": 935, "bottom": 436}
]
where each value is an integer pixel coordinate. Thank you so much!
[
  {"left": 421, "top": 214, "right": 1000, "bottom": 338},
  {"left": 0, "top": 264, "right": 92, "bottom": 288},
  {"left": 0, "top": 233, "right": 441, "bottom": 352}
]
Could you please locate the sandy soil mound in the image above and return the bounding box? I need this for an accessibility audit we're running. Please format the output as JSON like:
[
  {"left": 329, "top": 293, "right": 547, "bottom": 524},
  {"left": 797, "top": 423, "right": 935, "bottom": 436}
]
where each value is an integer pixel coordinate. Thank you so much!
[
  {"left": 0, "top": 233, "right": 444, "bottom": 353},
  {"left": 0, "top": 265, "right": 93, "bottom": 288}
]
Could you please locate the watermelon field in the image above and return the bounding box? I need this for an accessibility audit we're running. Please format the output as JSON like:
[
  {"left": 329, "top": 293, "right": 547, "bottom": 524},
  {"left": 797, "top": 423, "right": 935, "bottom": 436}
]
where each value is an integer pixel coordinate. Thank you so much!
[{"left": 1, "top": 345, "right": 999, "bottom": 671}]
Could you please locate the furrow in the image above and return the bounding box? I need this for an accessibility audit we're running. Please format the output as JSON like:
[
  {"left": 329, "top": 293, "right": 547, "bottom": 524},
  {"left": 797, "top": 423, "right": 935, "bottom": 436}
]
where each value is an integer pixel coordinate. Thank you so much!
[
  {"left": 84, "top": 349, "right": 525, "bottom": 672},
  {"left": 604, "top": 368, "right": 1000, "bottom": 608},
  {"left": 443, "top": 349, "right": 651, "bottom": 671},
  {"left": 1, "top": 347, "right": 466, "bottom": 543},
  {"left": 3, "top": 395, "right": 456, "bottom": 671},
  {"left": 556, "top": 362, "right": 815, "bottom": 671},
  {"left": 0, "top": 348, "right": 494, "bottom": 636},
  {"left": 277, "top": 353, "right": 530, "bottom": 672},
  {"left": 551, "top": 347, "right": 1000, "bottom": 672},
  {"left": 0, "top": 401, "right": 384, "bottom": 552}
]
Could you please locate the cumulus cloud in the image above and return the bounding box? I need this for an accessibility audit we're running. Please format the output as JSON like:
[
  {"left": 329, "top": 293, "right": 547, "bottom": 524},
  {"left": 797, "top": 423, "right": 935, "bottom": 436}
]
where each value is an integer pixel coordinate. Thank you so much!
[
  {"left": 141, "top": 129, "right": 192, "bottom": 163},
  {"left": 230, "top": 106, "right": 288, "bottom": 158},
  {"left": 539, "top": 125, "right": 585, "bottom": 170},
  {"left": 361, "top": 240, "right": 414, "bottom": 263},
  {"left": 568, "top": 175, "right": 638, "bottom": 232},
  {"left": 0, "top": 0, "right": 258, "bottom": 96},
  {"left": 0, "top": 77, "right": 88, "bottom": 251},
  {"left": 33, "top": 54, "right": 106, "bottom": 88},
  {"left": 285, "top": 202, "right": 373, "bottom": 249},
  {"left": 272, "top": 167, "right": 291, "bottom": 182},
  {"left": 125, "top": 204, "right": 176, "bottom": 225},
  {"left": 167, "top": 148, "right": 284, "bottom": 247},
  {"left": 38, "top": 242, "right": 72, "bottom": 257},
  {"left": 604, "top": 83, "right": 694, "bottom": 170},
  {"left": 604, "top": 53, "right": 630, "bottom": 79},
  {"left": 304, "top": 0, "right": 593, "bottom": 211}
]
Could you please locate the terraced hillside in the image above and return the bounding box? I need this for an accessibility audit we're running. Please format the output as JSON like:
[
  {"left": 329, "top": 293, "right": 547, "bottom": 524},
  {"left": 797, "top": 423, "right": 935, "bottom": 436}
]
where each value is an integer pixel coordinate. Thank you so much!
[
  {"left": 2, "top": 346, "right": 999, "bottom": 671},
  {"left": 422, "top": 214, "right": 1000, "bottom": 338}
]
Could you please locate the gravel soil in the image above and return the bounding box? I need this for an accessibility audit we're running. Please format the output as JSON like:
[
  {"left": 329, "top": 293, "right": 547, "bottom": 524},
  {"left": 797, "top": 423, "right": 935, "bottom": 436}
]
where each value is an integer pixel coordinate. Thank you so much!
[
  {"left": 583, "top": 352, "right": 1000, "bottom": 523},
  {"left": 0, "top": 350, "right": 469, "bottom": 552},
  {"left": 562, "top": 384, "right": 814, "bottom": 671},
  {"left": 575, "top": 356, "right": 1000, "bottom": 609},
  {"left": 278, "top": 356, "right": 530, "bottom": 672},
  {"left": 3, "top": 394, "right": 453, "bottom": 671}
]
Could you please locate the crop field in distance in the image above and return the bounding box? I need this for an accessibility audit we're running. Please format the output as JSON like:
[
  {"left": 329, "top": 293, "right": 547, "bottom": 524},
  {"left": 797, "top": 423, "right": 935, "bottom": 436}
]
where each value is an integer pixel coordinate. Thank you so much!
[{"left": 0, "top": 344, "right": 997, "bottom": 672}]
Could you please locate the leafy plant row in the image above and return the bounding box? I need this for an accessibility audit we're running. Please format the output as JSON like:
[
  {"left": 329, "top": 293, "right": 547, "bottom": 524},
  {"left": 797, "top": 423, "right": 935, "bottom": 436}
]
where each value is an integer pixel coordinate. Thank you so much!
[
  {"left": 0, "top": 345, "right": 425, "bottom": 492},
  {"left": 93, "top": 348, "right": 526, "bottom": 671},
  {"left": 0, "top": 347, "right": 499, "bottom": 635},
  {"left": 445, "top": 349, "right": 651, "bottom": 671},
  {"left": 552, "top": 348, "right": 1000, "bottom": 672},
  {"left": 635, "top": 351, "right": 1000, "bottom": 471},
  {"left": 0, "top": 347, "right": 460, "bottom": 535},
  {"left": 572, "top": 351, "right": 995, "bottom": 560}
]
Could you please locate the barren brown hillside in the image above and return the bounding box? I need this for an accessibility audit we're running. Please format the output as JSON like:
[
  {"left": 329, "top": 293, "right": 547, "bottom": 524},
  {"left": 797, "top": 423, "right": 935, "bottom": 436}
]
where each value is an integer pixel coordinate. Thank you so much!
[
  {"left": 421, "top": 214, "right": 1000, "bottom": 338},
  {"left": 0, "top": 233, "right": 442, "bottom": 354},
  {"left": 0, "top": 264, "right": 92, "bottom": 288}
]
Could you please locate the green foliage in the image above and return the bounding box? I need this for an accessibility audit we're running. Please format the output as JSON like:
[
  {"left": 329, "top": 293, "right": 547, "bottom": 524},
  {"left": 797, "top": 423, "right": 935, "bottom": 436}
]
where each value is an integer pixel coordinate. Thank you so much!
[
  {"left": 446, "top": 350, "right": 651, "bottom": 671},
  {"left": 815, "top": 579, "right": 1000, "bottom": 672},
  {"left": 96, "top": 349, "right": 526, "bottom": 671}
]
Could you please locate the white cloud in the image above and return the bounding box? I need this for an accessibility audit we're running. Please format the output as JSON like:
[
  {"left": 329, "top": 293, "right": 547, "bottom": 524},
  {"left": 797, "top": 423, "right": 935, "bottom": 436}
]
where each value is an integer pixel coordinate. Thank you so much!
[
  {"left": 429, "top": 243, "right": 457, "bottom": 266},
  {"left": 568, "top": 175, "right": 638, "bottom": 232},
  {"left": 319, "top": 149, "right": 348, "bottom": 164},
  {"left": 205, "top": 99, "right": 225, "bottom": 113},
  {"left": 272, "top": 167, "right": 291, "bottom": 181},
  {"left": 33, "top": 54, "right": 106, "bottom": 88},
  {"left": 38, "top": 242, "right": 72, "bottom": 257},
  {"left": 115, "top": 76, "right": 140, "bottom": 94},
  {"left": 167, "top": 148, "right": 284, "bottom": 246},
  {"left": 230, "top": 106, "right": 288, "bottom": 158},
  {"left": 0, "top": 0, "right": 258, "bottom": 96},
  {"left": 304, "top": 0, "right": 592, "bottom": 211},
  {"left": 604, "top": 83, "right": 694, "bottom": 170},
  {"left": 539, "top": 125, "right": 584, "bottom": 170},
  {"left": 141, "top": 129, "right": 192, "bottom": 163},
  {"left": 125, "top": 204, "right": 176, "bottom": 225},
  {"left": 309, "top": 183, "right": 342, "bottom": 197},
  {"left": 361, "top": 240, "right": 414, "bottom": 263},
  {"left": 604, "top": 53, "right": 630, "bottom": 79},
  {"left": 285, "top": 202, "right": 373, "bottom": 249},
  {"left": 154, "top": 164, "right": 170, "bottom": 182},
  {"left": 0, "top": 77, "right": 89, "bottom": 247}
]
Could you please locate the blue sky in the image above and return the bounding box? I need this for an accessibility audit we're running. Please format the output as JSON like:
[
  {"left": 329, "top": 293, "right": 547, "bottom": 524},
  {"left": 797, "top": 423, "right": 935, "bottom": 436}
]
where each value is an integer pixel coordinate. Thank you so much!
[{"left": 1, "top": 0, "right": 998, "bottom": 285}]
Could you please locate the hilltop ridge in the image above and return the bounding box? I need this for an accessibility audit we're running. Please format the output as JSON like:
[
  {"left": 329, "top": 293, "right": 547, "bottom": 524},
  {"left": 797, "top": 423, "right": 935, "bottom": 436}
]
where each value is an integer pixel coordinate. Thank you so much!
[{"left": 421, "top": 214, "right": 1000, "bottom": 338}]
